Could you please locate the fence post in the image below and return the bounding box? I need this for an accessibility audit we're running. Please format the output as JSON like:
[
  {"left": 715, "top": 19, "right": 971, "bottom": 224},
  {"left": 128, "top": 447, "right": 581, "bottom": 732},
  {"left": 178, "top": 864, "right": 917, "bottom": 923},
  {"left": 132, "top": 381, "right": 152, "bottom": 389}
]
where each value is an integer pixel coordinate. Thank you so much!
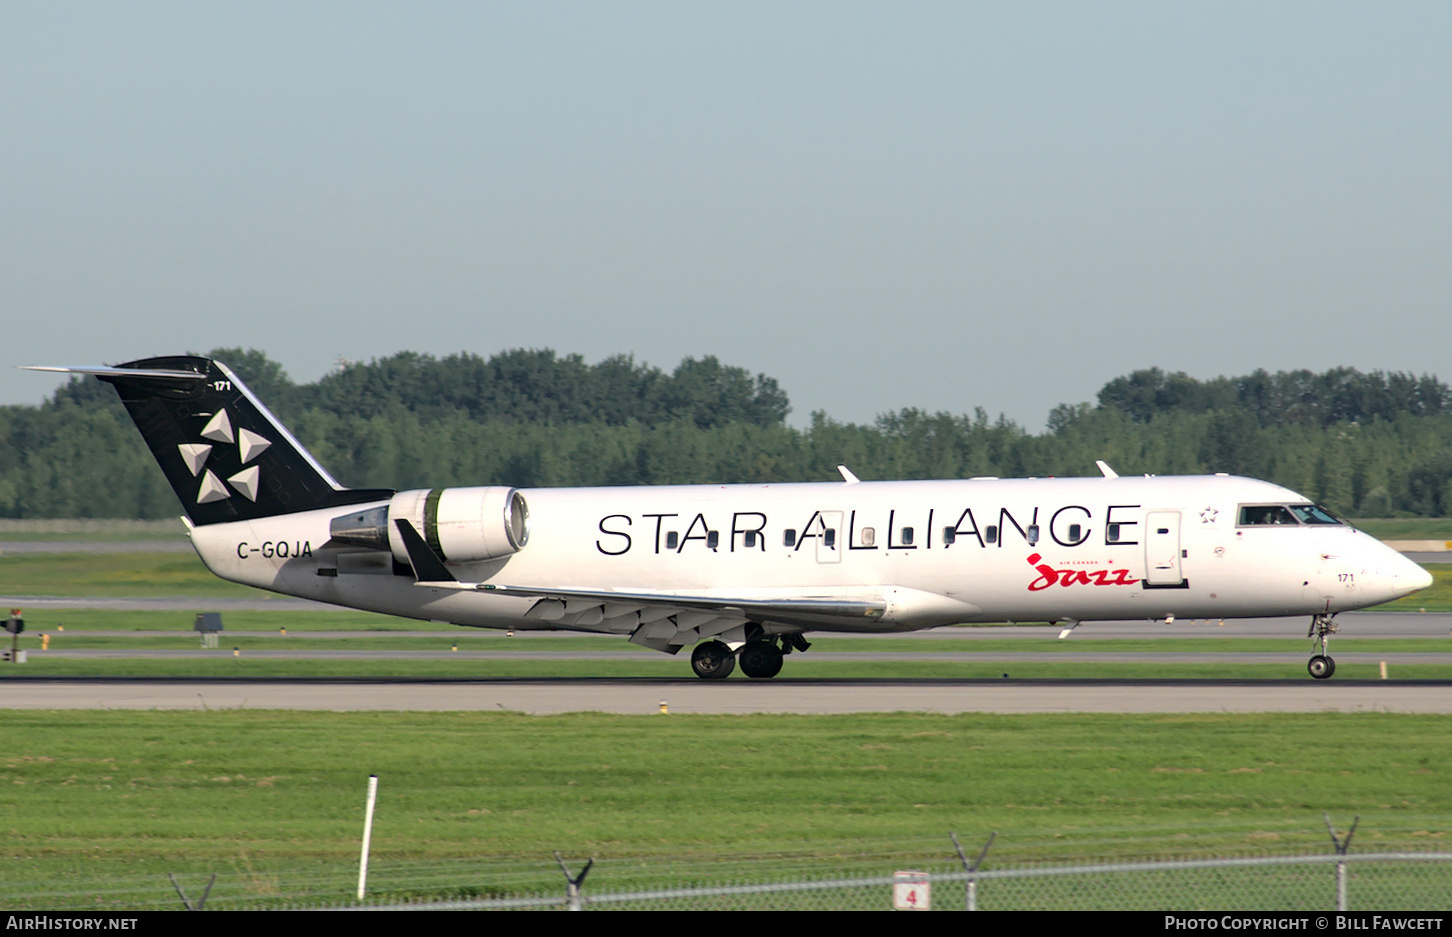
[
  {"left": 358, "top": 775, "right": 379, "bottom": 900},
  {"left": 951, "top": 831, "right": 996, "bottom": 911},
  {"left": 1324, "top": 813, "right": 1360, "bottom": 912},
  {"left": 555, "top": 851, "right": 594, "bottom": 911},
  {"left": 167, "top": 872, "right": 215, "bottom": 911}
]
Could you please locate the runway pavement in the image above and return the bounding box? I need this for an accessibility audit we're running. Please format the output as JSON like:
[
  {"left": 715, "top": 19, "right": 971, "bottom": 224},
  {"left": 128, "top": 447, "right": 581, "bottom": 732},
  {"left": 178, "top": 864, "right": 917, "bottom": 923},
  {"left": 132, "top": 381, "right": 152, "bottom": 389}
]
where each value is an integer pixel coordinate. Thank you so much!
[
  {"left": 4, "top": 677, "right": 1451, "bottom": 714},
  {"left": 7, "top": 609, "right": 1452, "bottom": 715}
]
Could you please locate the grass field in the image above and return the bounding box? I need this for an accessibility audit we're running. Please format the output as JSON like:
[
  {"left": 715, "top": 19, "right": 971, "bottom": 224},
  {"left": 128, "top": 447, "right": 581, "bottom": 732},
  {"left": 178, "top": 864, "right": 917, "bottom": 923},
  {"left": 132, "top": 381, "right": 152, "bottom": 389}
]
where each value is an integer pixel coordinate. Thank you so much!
[
  {"left": 1350, "top": 518, "right": 1452, "bottom": 540},
  {"left": 2, "top": 710, "right": 1449, "bottom": 909},
  {"left": 0, "top": 551, "right": 258, "bottom": 597}
]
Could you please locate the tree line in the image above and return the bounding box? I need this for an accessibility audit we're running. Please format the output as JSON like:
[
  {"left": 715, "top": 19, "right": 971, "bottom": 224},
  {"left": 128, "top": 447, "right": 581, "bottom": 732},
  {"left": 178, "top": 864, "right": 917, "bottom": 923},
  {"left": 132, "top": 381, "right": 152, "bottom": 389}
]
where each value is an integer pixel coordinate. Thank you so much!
[{"left": 2, "top": 351, "right": 1450, "bottom": 519}]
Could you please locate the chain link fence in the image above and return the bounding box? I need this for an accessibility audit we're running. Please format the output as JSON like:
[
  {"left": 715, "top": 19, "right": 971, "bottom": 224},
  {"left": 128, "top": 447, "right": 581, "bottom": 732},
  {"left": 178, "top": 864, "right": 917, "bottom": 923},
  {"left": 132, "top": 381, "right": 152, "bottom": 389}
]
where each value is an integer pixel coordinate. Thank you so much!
[
  {"left": 7, "top": 845, "right": 1448, "bottom": 911},
  {"left": 337, "top": 852, "right": 1452, "bottom": 911}
]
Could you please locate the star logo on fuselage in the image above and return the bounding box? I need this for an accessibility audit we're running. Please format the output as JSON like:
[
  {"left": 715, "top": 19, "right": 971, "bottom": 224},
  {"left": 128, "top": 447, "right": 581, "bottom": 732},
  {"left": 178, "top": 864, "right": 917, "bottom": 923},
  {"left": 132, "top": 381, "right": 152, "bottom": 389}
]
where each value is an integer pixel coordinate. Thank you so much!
[
  {"left": 1200, "top": 506, "right": 1219, "bottom": 524},
  {"left": 176, "top": 409, "right": 271, "bottom": 504}
]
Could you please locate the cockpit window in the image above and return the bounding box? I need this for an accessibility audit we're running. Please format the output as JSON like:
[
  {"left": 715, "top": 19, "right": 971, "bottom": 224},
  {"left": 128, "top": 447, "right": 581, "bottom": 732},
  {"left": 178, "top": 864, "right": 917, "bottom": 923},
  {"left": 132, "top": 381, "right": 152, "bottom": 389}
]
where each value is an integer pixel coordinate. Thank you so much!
[
  {"left": 1237, "top": 504, "right": 1300, "bottom": 526},
  {"left": 1288, "top": 503, "right": 1343, "bottom": 525}
]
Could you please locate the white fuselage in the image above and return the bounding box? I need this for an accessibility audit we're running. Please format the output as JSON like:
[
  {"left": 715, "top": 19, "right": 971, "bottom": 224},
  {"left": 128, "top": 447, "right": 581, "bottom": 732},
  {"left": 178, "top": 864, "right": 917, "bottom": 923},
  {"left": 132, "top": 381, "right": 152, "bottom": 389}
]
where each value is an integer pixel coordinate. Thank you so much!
[{"left": 186, "top": 473, "right": 1429, "bottom": 637}]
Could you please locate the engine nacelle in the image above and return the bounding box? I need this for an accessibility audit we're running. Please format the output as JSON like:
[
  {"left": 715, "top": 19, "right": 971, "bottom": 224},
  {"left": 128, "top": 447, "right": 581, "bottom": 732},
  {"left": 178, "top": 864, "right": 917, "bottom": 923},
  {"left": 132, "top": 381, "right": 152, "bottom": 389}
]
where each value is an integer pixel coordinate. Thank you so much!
[
  {"left": 327, "top": 486, "right": 529, "bottom": 566},
  {"left": 384, "top": 487, "right": 530, "bottom": 566}
]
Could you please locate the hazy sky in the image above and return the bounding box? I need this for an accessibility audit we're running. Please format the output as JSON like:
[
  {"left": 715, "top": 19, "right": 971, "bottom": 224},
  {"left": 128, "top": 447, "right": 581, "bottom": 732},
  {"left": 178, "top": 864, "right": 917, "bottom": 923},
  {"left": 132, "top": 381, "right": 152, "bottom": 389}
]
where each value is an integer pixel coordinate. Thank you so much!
[{"left": 5, "top": 2, "right": 1449, "bottom": 430}]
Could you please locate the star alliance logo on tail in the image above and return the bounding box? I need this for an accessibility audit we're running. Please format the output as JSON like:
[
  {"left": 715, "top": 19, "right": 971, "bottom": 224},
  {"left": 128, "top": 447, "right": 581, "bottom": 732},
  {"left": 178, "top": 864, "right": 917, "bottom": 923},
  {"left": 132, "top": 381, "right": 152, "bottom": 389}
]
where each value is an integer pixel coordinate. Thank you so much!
[{"left": 176, "top": 409, "right": 271, "bottom": 504}]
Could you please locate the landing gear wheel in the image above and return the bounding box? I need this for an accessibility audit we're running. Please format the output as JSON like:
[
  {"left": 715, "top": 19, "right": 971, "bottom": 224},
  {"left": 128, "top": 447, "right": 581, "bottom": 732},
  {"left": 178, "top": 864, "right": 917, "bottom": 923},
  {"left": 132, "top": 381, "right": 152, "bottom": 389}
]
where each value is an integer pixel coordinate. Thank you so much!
[
  {"left": 690, "top": 641, "right": 736, "bottom": 679},
  {"left": 1306, "top": 614, "right": 1340, "bottom": 681},
  {"left": 739, "top": 641, "right": 784, "bottom": 679}
]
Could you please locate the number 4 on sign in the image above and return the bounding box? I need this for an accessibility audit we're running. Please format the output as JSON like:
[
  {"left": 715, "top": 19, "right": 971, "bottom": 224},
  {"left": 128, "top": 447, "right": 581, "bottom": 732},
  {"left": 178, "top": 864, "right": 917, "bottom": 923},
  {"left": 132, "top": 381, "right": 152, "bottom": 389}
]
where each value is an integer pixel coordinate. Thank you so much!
[{"left": 893, "top": 870, "right": 930, "bottom": 911}]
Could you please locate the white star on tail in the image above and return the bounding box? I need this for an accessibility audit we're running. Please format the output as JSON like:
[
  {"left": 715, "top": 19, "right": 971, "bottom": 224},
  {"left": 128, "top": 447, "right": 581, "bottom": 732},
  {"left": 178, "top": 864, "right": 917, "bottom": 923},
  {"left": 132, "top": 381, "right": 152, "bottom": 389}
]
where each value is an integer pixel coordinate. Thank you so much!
[
  {"left": 175, "top": 408, "right": 271, "bottom": 505},
  {"left": 227, "top": 466, "right": 261, "bottom": 501},
  {"left": 197, "top": 470, "right": 229, "bottom": 503}
]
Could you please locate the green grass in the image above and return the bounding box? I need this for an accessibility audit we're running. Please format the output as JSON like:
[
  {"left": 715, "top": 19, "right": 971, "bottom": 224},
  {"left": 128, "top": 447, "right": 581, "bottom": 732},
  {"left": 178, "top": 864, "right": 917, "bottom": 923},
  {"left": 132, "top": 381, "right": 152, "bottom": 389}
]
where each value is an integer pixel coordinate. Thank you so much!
[
  {"left": 1, "top": 710, "right": 1449, "bottom": 909},
  {"left": 1352, "top": 518, "right": 1452, "bottom": 540},
  {"left": 0, "top": 551, "right": 260, "bottom": 597},
  {"left": 0, "top": 518, "right": 186, "bottom": 541},
  {"left": 0, "top": 531, "right": 188, "bottom": 543},
  {"left": 2, "top": 608, "right": 459, "bottom": 633},
  {"left": 9, "top": 712, "right": 1452, "bottom": 905}
]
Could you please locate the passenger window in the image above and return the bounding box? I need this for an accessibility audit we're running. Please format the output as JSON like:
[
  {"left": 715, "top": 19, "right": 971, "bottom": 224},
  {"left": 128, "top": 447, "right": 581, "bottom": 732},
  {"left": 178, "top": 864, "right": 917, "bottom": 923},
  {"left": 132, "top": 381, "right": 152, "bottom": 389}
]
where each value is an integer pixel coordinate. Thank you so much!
[
  {"left": 1026, "top": 524, "right": 1039, "bottom": 546},
  {"left": 706, "top": 531, "right": 720, "bottom": 549},
  {"left": 986, "top": 525, "right": 999, "bottom": 544},
  {"left": 942, "top": 528, "right": 956, "bottom": 545},
  {"left": 1068, "top": 524, "right": 1081, "bottom": 541},
  {"left": 1107, "top": 523, "right": 1120, "bottom": 543},
  {"left": 666, "top": 531, "right": 679, "bottom": 550},
  {"left": 824, "top": 528, "right": 837, "bottom": 548},
  {"left": 901, "top": 527, "right": 914, "bottom": 545},
  {"left": 784, "top": 529, "right": 796, "bottom": 547},
  {"left": 861, "top": 527, "right": 876, "bottom": 547},
  {"left": 744, "top": 531, "right": 757, "bottom": 548}
]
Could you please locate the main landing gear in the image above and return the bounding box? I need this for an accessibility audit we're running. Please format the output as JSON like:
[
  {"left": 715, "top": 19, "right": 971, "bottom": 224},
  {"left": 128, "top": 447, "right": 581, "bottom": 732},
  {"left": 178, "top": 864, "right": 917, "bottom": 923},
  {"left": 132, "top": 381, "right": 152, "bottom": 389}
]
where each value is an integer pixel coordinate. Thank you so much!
[
  {"left": 739, "top": 641, "right": 783, "bottom": 679},
  {"left": 1307, "top": 613, "right": 1339, "bottom": 680},
  {"left": 690, "top": 640, "right": 736, "bottom": 679},
  {"left": 690, "top": 633, "right": 811, "bottom": 679}
]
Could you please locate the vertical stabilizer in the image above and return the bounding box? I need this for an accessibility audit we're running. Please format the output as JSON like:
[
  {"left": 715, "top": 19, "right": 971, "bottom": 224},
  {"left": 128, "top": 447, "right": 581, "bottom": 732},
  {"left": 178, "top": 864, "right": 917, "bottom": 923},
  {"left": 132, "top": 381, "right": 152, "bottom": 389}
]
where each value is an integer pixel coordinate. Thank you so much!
[{"left": 27, "top": 356, "right": 393, "bottom": 525}]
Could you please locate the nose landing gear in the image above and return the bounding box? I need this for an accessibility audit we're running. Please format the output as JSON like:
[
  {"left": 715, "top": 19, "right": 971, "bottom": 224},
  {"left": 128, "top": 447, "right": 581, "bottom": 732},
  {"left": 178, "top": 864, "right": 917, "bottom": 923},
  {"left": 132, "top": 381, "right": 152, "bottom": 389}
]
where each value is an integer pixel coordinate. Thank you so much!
[{"left": 1306, "top": 614, "right": 1339, "bottom": 680}]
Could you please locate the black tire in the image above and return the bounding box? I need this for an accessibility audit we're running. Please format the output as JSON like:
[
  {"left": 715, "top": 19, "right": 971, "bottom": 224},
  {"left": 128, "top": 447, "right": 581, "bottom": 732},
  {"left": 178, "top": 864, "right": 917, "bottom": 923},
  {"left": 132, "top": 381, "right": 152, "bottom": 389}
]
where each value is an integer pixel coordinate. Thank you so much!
[
  {"left": 1308, "top": 655, "right": 1334, "bottom": 680},
  {"left": 690, "top": 641, "right": 736, "bottom": 679},
  {"left": 738, "top": 642, "right": 784, "bottom": 679}
]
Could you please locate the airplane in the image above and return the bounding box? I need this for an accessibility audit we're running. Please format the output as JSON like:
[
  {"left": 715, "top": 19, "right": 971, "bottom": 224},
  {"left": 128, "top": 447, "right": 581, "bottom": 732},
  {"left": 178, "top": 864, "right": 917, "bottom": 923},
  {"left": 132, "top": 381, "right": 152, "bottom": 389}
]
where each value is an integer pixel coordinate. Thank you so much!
[{"left": 25, "top": 355, "right": 1433, "bottom": 680}]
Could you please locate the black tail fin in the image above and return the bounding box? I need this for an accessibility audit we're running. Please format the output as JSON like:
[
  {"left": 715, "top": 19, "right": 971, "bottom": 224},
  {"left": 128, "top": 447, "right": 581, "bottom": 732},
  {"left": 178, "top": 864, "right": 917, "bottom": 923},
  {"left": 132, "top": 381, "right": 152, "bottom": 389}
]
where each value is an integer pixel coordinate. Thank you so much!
[{"left": 28, "top": 356, "right": 393, "bottom": 526}]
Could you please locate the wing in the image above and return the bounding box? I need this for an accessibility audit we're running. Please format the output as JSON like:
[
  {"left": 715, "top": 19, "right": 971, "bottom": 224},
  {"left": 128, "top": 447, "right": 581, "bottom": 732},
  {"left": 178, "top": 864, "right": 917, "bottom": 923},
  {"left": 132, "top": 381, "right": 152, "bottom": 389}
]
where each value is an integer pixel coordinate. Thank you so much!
[{"left": 393, "top": 519, "right": 886, "bottom": 652}]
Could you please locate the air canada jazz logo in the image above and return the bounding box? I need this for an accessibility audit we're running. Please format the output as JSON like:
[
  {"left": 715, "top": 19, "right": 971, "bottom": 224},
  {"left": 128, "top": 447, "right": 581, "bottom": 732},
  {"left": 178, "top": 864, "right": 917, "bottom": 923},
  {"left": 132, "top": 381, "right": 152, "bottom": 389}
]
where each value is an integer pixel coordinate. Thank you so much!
[
  {"left": 1026, "top": 554, "right": 1137, "bottom": 591},
  {"left": 176, "top": 409, "right": 271, "bottom": 504}
]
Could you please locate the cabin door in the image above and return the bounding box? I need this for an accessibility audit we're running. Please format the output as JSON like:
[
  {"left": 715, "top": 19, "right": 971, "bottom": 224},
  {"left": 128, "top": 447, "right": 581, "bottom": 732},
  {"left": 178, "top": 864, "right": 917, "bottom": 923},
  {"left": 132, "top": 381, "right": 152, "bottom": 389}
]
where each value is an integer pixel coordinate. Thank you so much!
[{"left": 1144, "top": 511, "right": 1184, "bottom": 586}]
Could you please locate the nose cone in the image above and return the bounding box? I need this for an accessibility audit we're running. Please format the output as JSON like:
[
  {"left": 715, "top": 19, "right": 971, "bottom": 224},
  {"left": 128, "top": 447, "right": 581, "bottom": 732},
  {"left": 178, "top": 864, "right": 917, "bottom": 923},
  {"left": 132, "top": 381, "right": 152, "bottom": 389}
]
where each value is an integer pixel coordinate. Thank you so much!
[
  {"left": 1365, "top": 548, "right": 1434, "bottom": 604},
  {"left": 1406, "top": 559, "right": 1435, "bottom": 593}
]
